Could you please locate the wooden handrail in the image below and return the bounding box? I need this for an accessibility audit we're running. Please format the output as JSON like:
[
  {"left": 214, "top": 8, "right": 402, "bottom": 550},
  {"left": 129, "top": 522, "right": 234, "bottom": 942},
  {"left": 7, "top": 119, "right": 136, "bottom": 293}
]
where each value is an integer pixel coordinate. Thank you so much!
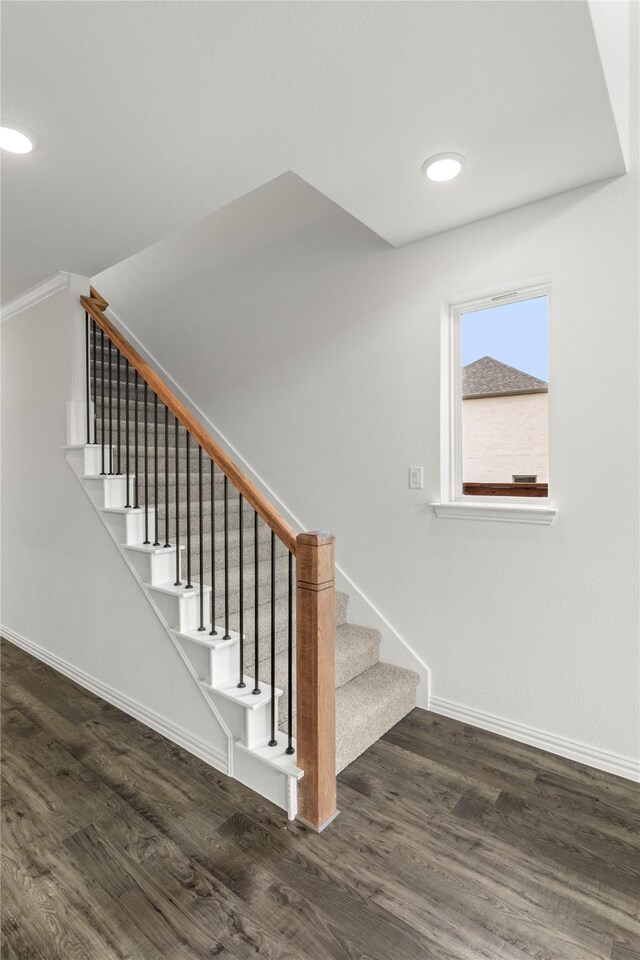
[{"left": 82, "top": 288, "right": 298, "bottom": 554}]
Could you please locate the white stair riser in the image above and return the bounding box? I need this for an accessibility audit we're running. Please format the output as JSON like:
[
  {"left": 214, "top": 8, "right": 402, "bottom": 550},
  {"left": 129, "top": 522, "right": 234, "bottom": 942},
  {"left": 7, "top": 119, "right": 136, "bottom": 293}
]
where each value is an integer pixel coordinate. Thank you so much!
[
  {"left": 233, "top": 745, "right": 297, "bottom": 819},
  {"left": 246, "top": 702, "right": 276, "bottom": 748},
  {"left": 151, "top": 587, "right": 211, "bottom": 632},
  {"left": 82, "top": 475, "right": 134, "bottom": 509},
  {"left": 210, "top": 641, "right": 237, "bottom": 687},
  {"left": 210, "top": 693, "right": 278, "bottom": 749},
  {"left": 66, "top": 445, "right": 114, "bottom": 477},
  {"left": 102, "top": 508, "right": 164, "bottom": 546},
  {"left": 102, "top": 508, "right": 158, "bottom": 546},
  {"left": 175, "top": 634, "right": 238, "bottom": 687},
  {"left": 125, "top": 547, "right": 182, "bottom": 586}
]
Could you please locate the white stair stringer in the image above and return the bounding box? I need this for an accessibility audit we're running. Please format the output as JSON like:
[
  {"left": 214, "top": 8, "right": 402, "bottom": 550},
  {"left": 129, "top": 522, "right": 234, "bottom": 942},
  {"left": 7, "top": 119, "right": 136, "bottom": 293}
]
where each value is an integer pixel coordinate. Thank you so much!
[
  {"left": 175, "top": 626, "right": 303, "bottom": 815},
  {"left": 64, "top": 442, "right": 303, "bottom": 819}
]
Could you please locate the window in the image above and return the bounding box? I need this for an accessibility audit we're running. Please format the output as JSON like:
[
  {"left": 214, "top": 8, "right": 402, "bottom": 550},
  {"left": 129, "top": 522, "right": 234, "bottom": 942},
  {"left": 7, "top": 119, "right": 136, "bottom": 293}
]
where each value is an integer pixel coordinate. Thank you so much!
[{"left": 433, "top": 283, "right": 556, "bottom": 524}]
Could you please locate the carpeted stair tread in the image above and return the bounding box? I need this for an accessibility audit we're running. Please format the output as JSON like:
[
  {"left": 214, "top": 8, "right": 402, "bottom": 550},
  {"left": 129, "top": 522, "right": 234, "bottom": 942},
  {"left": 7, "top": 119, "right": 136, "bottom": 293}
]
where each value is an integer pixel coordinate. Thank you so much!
[
  {"left": 94, "top": 426, "right": 196, "bottom": 448},
  {"left": 174, "top": 534, "right": 287, "bottom": 567},
  {"left": 158, "top": 515, "right": 285, "bottom": 547},
  {"left": 334, "top": 663, "right": 418, "bottom": 773},
  {"left": 334, "top": 623, "right": 381, "bottom": 688},
  {"left": 143, "top": 498, "right": 266, "bottom": 530},
  {"left": 247, "top": 621, "right": 378, "bottom": 687},
  {"left": 177, "top": 556, "right": 291, "bottom": 613},
  {"left": 255, "top": 622, "right": 382, "bottom": 730},
  {"left": 200, "top": 553, "right": 290, "bottom": 598},
  {"left": 221, "top": 590, "right": 349, "bottom": 648}
]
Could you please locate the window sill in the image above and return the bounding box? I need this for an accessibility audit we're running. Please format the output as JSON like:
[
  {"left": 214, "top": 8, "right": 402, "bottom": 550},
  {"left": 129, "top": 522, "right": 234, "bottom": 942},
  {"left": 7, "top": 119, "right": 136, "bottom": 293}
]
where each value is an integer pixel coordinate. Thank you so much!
[{"left": 431, "top": 501, "right": 557, "bottom": 525}]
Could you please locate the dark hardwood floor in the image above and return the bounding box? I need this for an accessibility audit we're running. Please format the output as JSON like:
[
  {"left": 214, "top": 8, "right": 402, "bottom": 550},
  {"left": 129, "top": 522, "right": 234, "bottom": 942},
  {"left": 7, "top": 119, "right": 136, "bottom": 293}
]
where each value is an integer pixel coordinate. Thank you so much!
[{"left": 1, "top": 638, "right": 638, "bottom": 960}]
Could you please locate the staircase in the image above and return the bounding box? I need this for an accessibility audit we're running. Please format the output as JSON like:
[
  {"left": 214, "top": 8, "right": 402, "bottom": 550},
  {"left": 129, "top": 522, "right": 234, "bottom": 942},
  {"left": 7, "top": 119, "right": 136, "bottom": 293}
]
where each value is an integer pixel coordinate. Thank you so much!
[{"left": 66, "top": 290, "right": 418, "bottom": 827}]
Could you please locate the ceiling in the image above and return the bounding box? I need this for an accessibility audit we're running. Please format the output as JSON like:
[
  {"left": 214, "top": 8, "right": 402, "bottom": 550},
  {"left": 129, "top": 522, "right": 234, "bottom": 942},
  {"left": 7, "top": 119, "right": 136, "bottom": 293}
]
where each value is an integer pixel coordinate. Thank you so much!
[{"left": 1, "top": 0, "right": 628, "bottom": 303}]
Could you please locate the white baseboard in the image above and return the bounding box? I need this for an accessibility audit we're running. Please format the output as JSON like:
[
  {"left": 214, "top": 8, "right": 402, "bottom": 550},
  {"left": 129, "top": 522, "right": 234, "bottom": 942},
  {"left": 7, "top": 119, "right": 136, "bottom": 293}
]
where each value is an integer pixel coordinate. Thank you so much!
[
  {"left": 1, "top": 625, "right": 229, "bottom": 776},
  {"left": 430, "top": 695, "right": 639, "bottom": 783}
]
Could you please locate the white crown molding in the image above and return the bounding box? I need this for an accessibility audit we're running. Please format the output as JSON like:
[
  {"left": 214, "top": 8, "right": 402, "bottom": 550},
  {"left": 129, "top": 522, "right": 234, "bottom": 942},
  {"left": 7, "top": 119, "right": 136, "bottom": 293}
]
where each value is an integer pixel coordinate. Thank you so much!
[
  {"left": 1, "top": 625, "right": 229, "bottom": 775},
  {"left": 1, "top": 271, "right": 70, "bottom": 323},
  {"left": 430, "top": 695, "right": 639, "bottom": 782}
]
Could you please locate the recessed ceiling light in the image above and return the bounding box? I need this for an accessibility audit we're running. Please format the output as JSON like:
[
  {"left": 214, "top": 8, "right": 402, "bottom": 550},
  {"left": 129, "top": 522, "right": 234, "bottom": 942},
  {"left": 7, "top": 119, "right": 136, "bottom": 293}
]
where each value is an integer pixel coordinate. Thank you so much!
[
  {"left": 422, "top": 153, "right": 464, "bottom": 182},
  {"left": 0, "top": 125, "right": 36, "bottom": 154}
]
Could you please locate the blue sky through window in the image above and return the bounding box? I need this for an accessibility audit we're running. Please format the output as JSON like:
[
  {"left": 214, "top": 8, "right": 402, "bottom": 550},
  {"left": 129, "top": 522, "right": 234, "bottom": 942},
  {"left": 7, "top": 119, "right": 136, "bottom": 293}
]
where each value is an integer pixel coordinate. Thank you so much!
[{"left": 461, "top": 295, "right": 548, "bottom": 382}]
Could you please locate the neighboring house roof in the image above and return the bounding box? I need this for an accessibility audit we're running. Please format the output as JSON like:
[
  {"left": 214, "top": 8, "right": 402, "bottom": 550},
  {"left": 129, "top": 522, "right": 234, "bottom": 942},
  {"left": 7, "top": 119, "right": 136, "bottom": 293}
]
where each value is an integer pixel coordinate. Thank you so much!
[{"left": 463, "top": 356, "right": 548, "bottom": 399}]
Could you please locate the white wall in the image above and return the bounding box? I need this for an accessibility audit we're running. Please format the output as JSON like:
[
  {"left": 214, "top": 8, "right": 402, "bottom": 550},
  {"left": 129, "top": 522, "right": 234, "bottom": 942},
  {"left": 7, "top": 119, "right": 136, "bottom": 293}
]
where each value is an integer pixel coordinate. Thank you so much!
[
  {"left": 589, "top": 0, "right": 631, "bottom": 168},
  {"left": 94, "top": 134, "right": 639, "bottom": 772},
  {"left": 0, "top": 279, "right": 229, "bottom": 766}
]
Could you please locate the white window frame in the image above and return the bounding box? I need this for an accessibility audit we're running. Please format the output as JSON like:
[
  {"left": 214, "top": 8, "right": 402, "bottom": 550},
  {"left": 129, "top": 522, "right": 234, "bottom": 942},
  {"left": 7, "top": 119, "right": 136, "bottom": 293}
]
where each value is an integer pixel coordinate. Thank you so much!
[{"left": 432, "top": 281, "right": 557, "bottom": 525}]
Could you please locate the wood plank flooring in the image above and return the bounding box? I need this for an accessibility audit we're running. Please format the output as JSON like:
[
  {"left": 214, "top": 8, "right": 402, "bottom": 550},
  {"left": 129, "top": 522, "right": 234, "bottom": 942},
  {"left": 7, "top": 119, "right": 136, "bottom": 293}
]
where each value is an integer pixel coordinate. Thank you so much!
[{"left": 2, "top": 638, "right": 638, "bottom": 960}]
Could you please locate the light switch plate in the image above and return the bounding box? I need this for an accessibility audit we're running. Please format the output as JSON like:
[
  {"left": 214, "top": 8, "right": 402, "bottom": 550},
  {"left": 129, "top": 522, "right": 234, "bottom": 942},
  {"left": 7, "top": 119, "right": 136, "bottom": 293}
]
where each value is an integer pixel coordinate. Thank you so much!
[{"left": 409, "top": 466, "right": 424, "bottom": 489}]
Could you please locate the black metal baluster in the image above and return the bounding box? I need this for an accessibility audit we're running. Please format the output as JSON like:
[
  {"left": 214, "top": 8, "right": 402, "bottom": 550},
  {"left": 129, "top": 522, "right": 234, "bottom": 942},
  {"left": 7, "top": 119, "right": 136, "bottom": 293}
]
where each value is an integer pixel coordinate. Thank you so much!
[
  {"left": 116, "top": 352, "right": 122, "bottom": 473},
  {"left": 237, "top": 495, "right": 245, "bottom": 687},
  {"left": 252, "top": 512, "right": 260, "bottom": 694},
  {"left": 174, "top": 417, "right": 181, "bottom": 586},
  {"left": 133, "top": 372, "right": 140, "bottom": 509},
  {"left": 100, "top": 328, "right": 106, "bottom": 474},
  {"left": 85, "top": 312, "right": 90, "bottom": 443},
  {"left": 209, "top": 460, "right": 217, "bottom": 636},
  {"left": 143, "top": 381, "right": 149, "bottom": 543},
  {"left": 286, "top": 551, "right": 294, "bottom": 754},
  {"left": 269, "top": 530, "right": 277, "bottom": 746},
  {"left": 198, "top": 446, "right": 205, "bottom": 630},
  {"left": 185, "top": 431, "right": 192, "bottom": 588},
  {"left": 164, "top": 406, "right": 170, "bottom": 547},
  {"left": 92, "top": 318, "right": 97, "bottom": 444},
  {"left": 223, "top": 476, "right": 230, "bottom": 639},
  {"left": 153, "top": 394, "right": 160, "bottom": 545},
  {"left": 124, "top": 360, "right": 131, "bottom": 508},
  {"left": 108, "top": 338, "right": 113, "bottom": 474}
]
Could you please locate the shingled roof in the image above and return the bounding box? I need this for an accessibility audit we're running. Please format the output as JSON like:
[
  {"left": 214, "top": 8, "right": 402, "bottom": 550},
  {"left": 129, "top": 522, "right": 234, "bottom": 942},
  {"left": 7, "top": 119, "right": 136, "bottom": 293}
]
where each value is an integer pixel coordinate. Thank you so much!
[{"left": 463, "top": 356, "right": 548, "bottom": 399}]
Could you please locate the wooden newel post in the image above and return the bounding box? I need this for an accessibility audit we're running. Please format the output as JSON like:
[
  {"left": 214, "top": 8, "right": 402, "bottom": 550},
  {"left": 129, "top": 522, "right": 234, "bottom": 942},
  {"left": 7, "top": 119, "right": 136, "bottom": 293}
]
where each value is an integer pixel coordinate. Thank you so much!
[{"left": 296, "top": 531, "right": 338, "bottom": 831}]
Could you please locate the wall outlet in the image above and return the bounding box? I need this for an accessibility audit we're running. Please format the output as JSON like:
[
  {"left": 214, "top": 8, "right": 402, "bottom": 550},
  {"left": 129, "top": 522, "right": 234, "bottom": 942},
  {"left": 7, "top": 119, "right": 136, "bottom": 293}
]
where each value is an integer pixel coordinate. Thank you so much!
[{"left": 409, "top": 466, "right": 424, "bottom": 489}]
